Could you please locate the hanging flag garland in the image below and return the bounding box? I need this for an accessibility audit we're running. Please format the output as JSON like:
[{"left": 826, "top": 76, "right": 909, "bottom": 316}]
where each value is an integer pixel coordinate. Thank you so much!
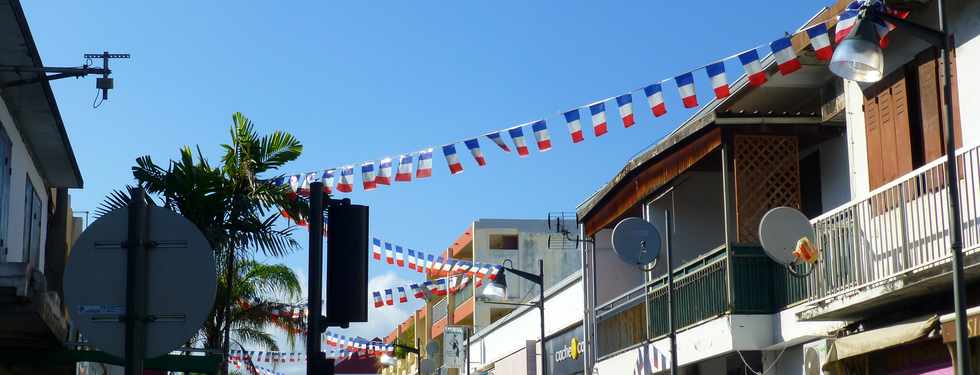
[{"left": 370, "top": 275, "right": 479, "bottom": 309}]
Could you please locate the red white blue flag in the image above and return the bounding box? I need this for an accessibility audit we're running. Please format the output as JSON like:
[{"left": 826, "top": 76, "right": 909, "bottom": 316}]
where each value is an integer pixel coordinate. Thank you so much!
[
  {"left": 395, "top": 245, "right": 405, "bottom": 267},
  {"left": 674, "top": 73, "right": 697, "bottom": 108},
  {"left": 443, "top": 144, "right": 464, "bottom": 175},
  {"left": 416, "top": 148, "right": 433, "bottom": 178},
  {"left": 384, "top": 289, "right": 394, "bottom": 305},
  {"left": 738, "top": 49, "right": 767, "bottom": 87},
  {"left": 372, "top": 291, "right": 383, "bottom": 307},
  {"left": 288, "top": 174, "right": 302, "bottom": 193},
  {"left": 321, "top": 169, "right": 335, "bottom": 194},
  {"left": 410, "top": 283, "right": 424, "bottom": 298},
  {"left": 508, "top": 126, "right": 529, "bottom": 157},
  {"left": 835, "top": 2, "right": 861, "bottom": 43},
  {"left": 361, "top": 162, "right": 377, "bottom": 191},
  {"left": 396, "top": 154, "right": 413, "bottom": 182},
  {"left": 616, "top": 94, "right": 635, "bottom": 128},
  {"left": 464, "top": 138, "right": 486, "bottom": 166},
  {"left": 376, "top": 158, "right": 393, "bottom": 185},
  {"left": 770, "top": 36, "right": 801, "bottom": 76},
  {"left": 384, "top": 242, "right": 394, "bottom": 264},
  {"left": 705, "top": 62, "right": 730, "bottom": 99},
  {"left": 426, "top": 254, "right": 435, "bottom": 272},
  {"left": 416, "top": 251, "right": 426, "bottom": 273},
  {"left": 434, "top": 279, "right": 447, "bottom": 296},
  {"left": 407, "top": 249, "right": 417, "bottom": 270},
  {"left": 563, "top": 109, "right": 585, "bottom": 143},
  {"left": 372, "top": 238, "right": 382, "bottom": 260},
  {"left": 337, "top": 166, "right": 354, "bottom": 193},
  {"left": 397, "top": 286, "right": 408, "bottom": 303},
  {"left": 644, "top": 84, "right": 667, "bottom": 117},
  {"left": 806, "top": 23, "right": 833, "bottom": 61},
  {"left": 589, "top": 102, "right": 608, "bottom": 137},
  {"left": 485, "top": 131, "right": 512, "bottom": 152},
  {"left": 531, "top": 120, "right": 551, "bottom": 152}
]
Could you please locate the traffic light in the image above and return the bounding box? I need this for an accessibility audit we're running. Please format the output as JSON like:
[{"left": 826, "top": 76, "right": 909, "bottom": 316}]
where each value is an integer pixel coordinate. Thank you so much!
[{"left": 326, "top": 199, "right": 369, "bottom": 323}]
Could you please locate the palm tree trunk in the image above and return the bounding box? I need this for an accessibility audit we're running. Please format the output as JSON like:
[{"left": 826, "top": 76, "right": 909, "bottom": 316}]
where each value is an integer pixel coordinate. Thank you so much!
[{"left": 221, "top": 246, "right": 235, "bottom": 375}]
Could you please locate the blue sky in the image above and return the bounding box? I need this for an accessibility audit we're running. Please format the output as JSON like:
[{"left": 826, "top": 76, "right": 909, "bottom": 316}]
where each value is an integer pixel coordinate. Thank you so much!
[{"left": 23, "top": 0, "right": 828, "bottom": 369}]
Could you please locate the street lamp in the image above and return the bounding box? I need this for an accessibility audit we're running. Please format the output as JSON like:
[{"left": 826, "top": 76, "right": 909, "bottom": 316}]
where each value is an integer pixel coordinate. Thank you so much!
[
  {"left": 828, "top": 2, "right": 971, "bottom": 374},
  {"left": 480, "top": 259, "right": 547, "bottom": 375}
]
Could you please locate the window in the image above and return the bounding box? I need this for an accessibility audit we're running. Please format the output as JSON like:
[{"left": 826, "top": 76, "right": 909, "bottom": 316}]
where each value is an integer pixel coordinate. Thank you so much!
[
  {"left": 0, "top": 126, "right": 9, "bottom": 261},
  {"left": 23, "top": 178, "right": 41, "bottom": 265},
  {"left": 488, "top": 234, "right": 518, "bottom": 250},
  {"left": 864, "top": 47, "right": 962, "bottom": 189}
]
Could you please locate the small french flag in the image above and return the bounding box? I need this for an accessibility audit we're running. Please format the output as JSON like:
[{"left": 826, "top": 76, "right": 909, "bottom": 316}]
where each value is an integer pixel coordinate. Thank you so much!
[
  {"left": 563, "top": 109, "right": 585, "bottom": 143},
  {"left": 485, "top": 131, "right": 512, "bottom": 152},
  {"left": 738, "top": 49, "right": 767, "bottom": 87},
  {"left": 299, "top": 172, "right": 317, "bottom": 196},
  {"left": 488, "top": 265, "right": 502, "bottom": 280},
  {"left": 395, "top": 245, "right": 405, "bottom": 267},
  {"left": 616, "top": 94, "right": 635, "bottom": 128},
  {"left": 443, "top": 144, "right": 464, "bottom": 175},
  {"left": 321, "top": 169, "right": 335, "bottom": 194},
  {"left": 806, "top": 23, "right": 833, "bottom": 61},
  {"left": 407, "top": 249, "right": 417, "bottom": 270},
  {"left": 372, "top": 291, "right": 384, "bottom": 308},
  {"left": 835, "top": 4, "right": 860, "bottom": 44},
  {"left": 531, "top": 120, "right": 551, "bottom": 152},
  {"left": 384, "top": 242, "right": 394, "bottom": 264},
  {"left": 434, "top": 279, "right": 448, "bottom": 296},
  {"left": 416, "top": 148, "right": 433, "bottom": 178},
  {"left": 384, "top": 289, "right": 394, "bottom": 305},
  {"left": 372, "top": 238, "right": 382, "bottom": 260},
  {"left": 397, "top": 286, "right": 408, "bottom": 303},
  {"left": 426, "top": 254, "right": 435, "bottom": 272},
  {"left": 705, "top": 62, "right": 730, "bottom": 99},
  {"left": 770, "top": 36, "right": 801, "bottom": 76},
  {"left": 476, "top": 264, "right": 489, "bottom": 279},
  {"left": 464, "top": 138, "right": 486, "bottom": 166},
  {"left": 644, "top": 84, "right": 667, "bottom": 117},
  {"left": 416, "top": 251, "right": 426, "bottom": 273},
  {"left": 589, "top": 102, "right": 608, "bottom": 137},
  {"left": 361, "top": 162, "right": 377, "bottom": 191},
  {"left": 410, "top": 283, "right": 425, "bottom": 298},
  {"left": 434, "top": 256, "right": 445, "bottom": 272},
  {"left": 441, "top": 259, "right": 454, "bottom": 273},
  {"left": 675, "top": 73, "right": 698, "bottom": 108},
  {"left": 288, "top": 174, "right": 302, "bottom": 193},
  {"left": 376, "top": 158, "right": 393, "bottom": 185},
  {"left": 337, "top": 166, "right": 354, "bottom": 193},
  {"left": 508, "top": 126, "right": 529, "bottom": 157},
  {"left": 395, "top": 154, "right": 413, "bottom": 182},
  {"left": 467, "top": 262, "right": 479, "bottom": 277}
]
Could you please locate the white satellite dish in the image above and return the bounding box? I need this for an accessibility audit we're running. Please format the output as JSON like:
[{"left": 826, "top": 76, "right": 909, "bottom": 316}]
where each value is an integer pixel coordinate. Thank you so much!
[
  {"left": 63, "top": 206, "right": 216, "bottom": 359},
  {"left": 611, "top": 217, "right": 662, "bottom": 266},
  {"left": 758, "top": 206, "right": 815, "bottom": 266}
]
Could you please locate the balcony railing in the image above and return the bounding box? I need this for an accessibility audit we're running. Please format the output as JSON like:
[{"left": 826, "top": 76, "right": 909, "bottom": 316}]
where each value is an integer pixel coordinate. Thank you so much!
[
  {"left": 432, "top": 298, "right": 448, "bottom": 323},
  {"left": 453, "top": 283, "right": 473, "bottom": 310},
  {"left": 803, "top": 144, "right": 980, "bottom": 307}
]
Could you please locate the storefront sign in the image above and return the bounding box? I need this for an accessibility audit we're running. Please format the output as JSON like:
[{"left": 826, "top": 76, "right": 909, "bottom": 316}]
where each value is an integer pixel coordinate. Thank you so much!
[
  {"left": 942, "top": 314, "right": 980, "bottom": 343},
  {"left": 545, "top": 324, "right": 585, "bottom": 375}
]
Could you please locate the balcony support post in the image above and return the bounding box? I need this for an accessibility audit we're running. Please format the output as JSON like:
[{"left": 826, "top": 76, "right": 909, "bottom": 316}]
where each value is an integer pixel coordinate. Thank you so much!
[{"left": 720, "top": 139, "right": 736, "bottom": 310}]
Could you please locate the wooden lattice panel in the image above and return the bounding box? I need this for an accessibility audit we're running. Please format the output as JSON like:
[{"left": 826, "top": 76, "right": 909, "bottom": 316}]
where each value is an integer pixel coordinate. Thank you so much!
[{"left": 734, "top": 135, "right": 801, "bottom": 243}]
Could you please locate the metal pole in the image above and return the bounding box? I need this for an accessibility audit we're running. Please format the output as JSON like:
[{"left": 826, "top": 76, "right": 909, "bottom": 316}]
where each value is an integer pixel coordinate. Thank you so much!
[
  {"left": 539, "top": 259, "right": 548, "bottom": 375},
  {"left": 124, "top": 189, "right": 148, "bottom": 375},
  {"left": 936, "top": 1, "right": 972, "bottom": 373},
  {"left": 465, "top": 329, "right": 471, "bottom": 375},
  {"left": 308, "top": 182, "right": 325, "bottom": 375},
  {"left": 418, "top": 337, "right": 423, "bottom": 375},
  {"left": 665, "top": 210, "right": 678, "bottom": 375}
]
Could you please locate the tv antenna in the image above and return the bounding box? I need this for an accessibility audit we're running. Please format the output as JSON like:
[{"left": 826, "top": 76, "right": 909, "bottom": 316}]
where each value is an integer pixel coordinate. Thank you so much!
[
  {"left": 546, "top": 211, "right": 593, "bottom": 249},
  {"left": 758, "top": 206, "right": 820, "bottom": 277},
  {"left": 0, "top": 51, "right": 130, "bottom": 106}
]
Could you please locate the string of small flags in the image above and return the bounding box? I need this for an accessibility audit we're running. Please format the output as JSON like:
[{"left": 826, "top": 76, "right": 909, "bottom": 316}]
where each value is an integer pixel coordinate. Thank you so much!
[
  {"left": 371, "top": 237, "right": 502, "bottom": 278},
  {"left": 268, "top": 1, "right": 913, "bottom": 197},
  {"left": 228, "top": 357, "right": 285, "bottom": 375},
  {"left": 230, "top": 350, "right": 307, "bottom": 364},
  {"left": 372, "top": 275, "right": 480, "bottom": 308},
  {"left": 323, "top": 332, "right": 394, "bottom": 354},
  {"left": 237, "top": 298, "right": 310, "bottom": 321}
]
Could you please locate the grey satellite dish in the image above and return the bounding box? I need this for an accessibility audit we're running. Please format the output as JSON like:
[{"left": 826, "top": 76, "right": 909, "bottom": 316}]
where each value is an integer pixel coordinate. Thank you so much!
[
  {"left": 759, "top": 206, "right": 815, "bottom": 266},
  {"left": 611, "top": 217, "right": 662, "bottom": 267},
  {"left": 426, "top": 341, "right": 441, "bottom": 360},
  {"left": 63, "top": 206, "right": 216, "bottom": 359},
  {"left": 420, "top": 358, "right": 437, "bottom": 375}
]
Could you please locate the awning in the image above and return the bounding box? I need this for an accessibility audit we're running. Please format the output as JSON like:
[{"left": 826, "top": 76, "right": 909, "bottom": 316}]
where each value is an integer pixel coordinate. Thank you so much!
[{"left": 823, "top": 315, "right": 939, "bottom": 371}]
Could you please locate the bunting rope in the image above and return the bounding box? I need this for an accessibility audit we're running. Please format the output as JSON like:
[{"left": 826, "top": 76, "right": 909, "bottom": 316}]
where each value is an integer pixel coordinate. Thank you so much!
[
  {"left": 371, "top": 274, "right": 481, "bottom": 309},
  {"left": 370, "top": 237, "right": 502, "bottom": 278}
]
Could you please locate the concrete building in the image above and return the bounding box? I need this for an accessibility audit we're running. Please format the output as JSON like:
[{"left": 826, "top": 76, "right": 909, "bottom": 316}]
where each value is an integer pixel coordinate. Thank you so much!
[{"left": 578, "top": 0, "right": 980, "bottom": 374}]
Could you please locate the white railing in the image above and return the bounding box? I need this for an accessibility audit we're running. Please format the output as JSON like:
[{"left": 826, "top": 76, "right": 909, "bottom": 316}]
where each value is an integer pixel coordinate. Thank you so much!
[{"left": 807, "top": 144, "right": 980, "bottom": 302}]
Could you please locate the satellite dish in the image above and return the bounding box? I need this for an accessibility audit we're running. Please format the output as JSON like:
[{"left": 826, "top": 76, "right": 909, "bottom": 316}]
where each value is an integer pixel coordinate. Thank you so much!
[
  {"left": 426, "top": 341, "right": 441, "bottom": 360},
  {"left": 420, "top": 359, "right": 437, "bottom": 374},
  {"left": 611, "top": 217, "right": 662, "bottom": 266},
  {"left": 758, "top": 207, "right": 815, "bottom": 266},
  {"left": 63, "top": 206, "right": 216, "bottom": 359}
]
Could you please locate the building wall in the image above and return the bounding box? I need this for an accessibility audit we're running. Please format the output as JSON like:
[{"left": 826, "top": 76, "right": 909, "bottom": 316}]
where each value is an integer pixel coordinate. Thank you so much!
[
  {"left": 591, "top": 228, "right": 644, "bottom": 307},
  {"left": 0, "top": 97, "right": 49, "bottom": 268},
  {"left": 952, "top": 0, "right": 980, "bottom": 145},
  {"left": 645, "top": 171, "right": 726, "bottom": 279},
  {"left": 816, "top": 133, "right": 853, "bottom": 210}
]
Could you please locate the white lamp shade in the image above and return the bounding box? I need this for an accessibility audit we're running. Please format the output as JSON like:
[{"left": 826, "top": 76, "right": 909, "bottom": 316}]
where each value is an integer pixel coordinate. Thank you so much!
[
  {"left": 829, "top": 16, "right": 885, "bottom": 82},
  {"left": 482, "top": 281, "right": 507, "bottom": 299}
]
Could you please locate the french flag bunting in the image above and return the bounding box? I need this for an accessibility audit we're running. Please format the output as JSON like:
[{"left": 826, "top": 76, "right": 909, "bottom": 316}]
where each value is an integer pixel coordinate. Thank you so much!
[
  {"left": 705, "top": 62, "right": 730, "bottom": 99},
  {"left": 372, "top": 291, "right": 383, "bottom": 307},
  {"left": 485, "top": 131, "right": 512, "bottom": 152},
  {"left": 467, "top": 262, "right": 479, "bottom": 277},
  {"left": 410, "top": 283, "right": 425, "bottom": 298},
  {"left": 337, "top": 166, "right": 354, "bottom": 193},
  {"left": 464, "top": 138, "right": 486, "bottom": 166},
  {"left": 299, "top": 172, "right": 317, "bottom": 196},
  {"left": 407, "top": 249, "right": 417, "bottom": 270},
  {"left": 563, "top": 109, "right": 585, "bottom": 143},
  {"left": 488, "top": 265, "right": 503, "bottom": 280},
  {"left": 737, "top": 49, "right": 767, "bottom": 87},
  {"left": 321, "top": 169, "right": 335, "bottom": 194},
  {"left": 770, "top": 36, "right": 801, "bottom": 76},
  {"left": 835, "top": 2, "right": 861, "bottom": 44},
  {"left": 384, "top": 242, "right": 394, "bottom": 264},
  {"left": 361, "top": 162, "right": 377, "bottom": 191},
  {"left": 396, "top": 154, "right": 413, "bottom": 182},
  {"left": 422, "top": 280, "right": 435, "bottom": 294},
  {"left": 384, "top": 289, "right": 394, "bottom": 305},
  {"left": 442, "top": 144, "right": 464, "bottom": 175},
  {"left": 434, "top": 256, "right": 445, "bottom": 272},
  {"left": 371, "top": 238, "right": 382, "bottom": 260},
  {"left": 397, "top": 286, "right": 408, "bottom": 303},
  {"left": 441, "top": 259, "right": 455, "bottom": 273},
  {"left": 416, "top": 251, "right": 426, "bottom": 273},
  {"left": 434, "top": 278, "right": 447, "bottom": 296},
  {"left": 376, "top": 158, "right": 393, "bottom": 185},
  {"left": 616, "top": 94, "right": 635, "bottom": 128},
  {"left": 674, "top": 73, "right": 698, "bottom": 108},
  {"left": 288, "top": 174, "right": 302, "bottom": 193},
  {"left": 806, "top": 23, "right": 833, "bottom": 61},
  {"left": 416, "top": 148, "right": 433, "bottom": 178},
  {"left": 395, "top": 246, "right": 405, "bottom": 267},
  {"left": 426, "top": 254, "right": 435, "bottom": 272},
  {"left": 508, "top": 126, "right": 529, "bottom": 157},
  {"left": 644, "top": 84, "right": 667, "bottom": 117},
  {"left": 589, "top": 102, "right": 608, "bottom": 137},
  {"left": 531, "top": 120, "right": 551, "bottom": 152},
  {"left": 476, "top": 264, "right": 489, "bottom": 278}
]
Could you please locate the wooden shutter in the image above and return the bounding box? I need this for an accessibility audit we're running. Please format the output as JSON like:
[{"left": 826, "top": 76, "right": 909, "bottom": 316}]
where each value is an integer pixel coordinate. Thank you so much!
[
  {"left": 864, "top": 70, "right": 914, "bottom": 189},
  {"left": 916, "top": 46, "right": 963, "bottom": 163}
]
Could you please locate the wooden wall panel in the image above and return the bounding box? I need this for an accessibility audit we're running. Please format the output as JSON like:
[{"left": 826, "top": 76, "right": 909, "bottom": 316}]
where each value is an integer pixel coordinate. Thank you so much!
[{"left": 734, "top": 135, "right": 801, "bottom": 243}]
